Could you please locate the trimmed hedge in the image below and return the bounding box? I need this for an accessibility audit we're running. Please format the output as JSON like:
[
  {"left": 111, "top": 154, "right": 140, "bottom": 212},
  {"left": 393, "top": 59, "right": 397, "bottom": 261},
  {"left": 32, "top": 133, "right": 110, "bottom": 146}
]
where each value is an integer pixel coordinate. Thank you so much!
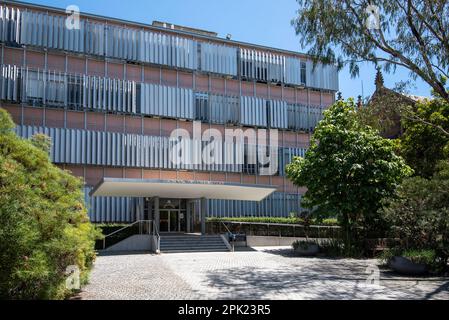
[{"left": 207, "top": 217, "right": 339, "bottom": 226}]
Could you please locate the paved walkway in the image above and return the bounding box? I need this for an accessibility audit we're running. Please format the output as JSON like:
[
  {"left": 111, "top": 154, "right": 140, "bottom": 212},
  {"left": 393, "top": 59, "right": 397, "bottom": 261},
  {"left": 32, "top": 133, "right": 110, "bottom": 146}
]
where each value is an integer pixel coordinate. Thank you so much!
[{"left": 78, "top": 247, "right": 449, "bottom": 300}]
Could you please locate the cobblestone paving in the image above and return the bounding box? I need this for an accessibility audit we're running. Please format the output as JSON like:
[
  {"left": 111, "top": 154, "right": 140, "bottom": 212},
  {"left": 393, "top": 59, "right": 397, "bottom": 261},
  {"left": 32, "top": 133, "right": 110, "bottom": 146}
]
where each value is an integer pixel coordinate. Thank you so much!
[{"left": 79, "top": 247, "right": 449, "bottom": 300}]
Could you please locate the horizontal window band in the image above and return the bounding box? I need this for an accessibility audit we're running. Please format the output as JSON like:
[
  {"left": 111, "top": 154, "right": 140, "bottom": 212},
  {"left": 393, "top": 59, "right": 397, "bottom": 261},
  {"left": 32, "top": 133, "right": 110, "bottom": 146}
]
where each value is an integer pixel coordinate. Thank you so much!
[{"left": 0, "top": 63, "right": 326, "bottom": 132}]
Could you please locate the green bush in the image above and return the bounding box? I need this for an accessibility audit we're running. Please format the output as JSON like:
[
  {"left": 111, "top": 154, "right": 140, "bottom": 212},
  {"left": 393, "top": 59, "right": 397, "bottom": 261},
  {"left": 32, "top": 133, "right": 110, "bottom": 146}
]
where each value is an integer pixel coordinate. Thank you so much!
[
  {"left": 292, "top": 240, "right": 317, "bottom": 250},
  {"left": 379, "top": 248, "right": 442, "bottom": 274},
  {"left": 381, "top": 161, "right": 449, "bottom": 272},
  {"left": 0, "top": 108, "right": 101, "bottom": 299},
  {"left": 319, "top": 238, "right": 364, "bottom": 258},
  {"left": 402, "top": 249, "right": 437, "bottom": 266},
  {"left": 206, "top": 217, "right": 339, "bottom": 226}
]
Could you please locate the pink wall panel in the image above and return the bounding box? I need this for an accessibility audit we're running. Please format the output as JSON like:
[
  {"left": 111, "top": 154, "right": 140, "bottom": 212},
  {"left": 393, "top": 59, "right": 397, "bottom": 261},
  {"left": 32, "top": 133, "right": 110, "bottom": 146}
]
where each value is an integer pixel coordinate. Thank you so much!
[
  {"left": 269, "top": 86, "right": 282, "bottom": 100},
  {"left": 256, "top": 83, "right": 268, "bottom": 99},
  {"left": 161, "top": 69, "right": 177, "bottom": 86},
  {"left": 47, "top": 53, "right": 65, "bottom": 72},
  {"left": 178, "top": 72, "right": 193, "bottom": 89},
  {"left": 87, "top": 59, "right": 105, "bottom": 77},
  {"left": 226, "top": 79, "right": 240, "bottom": 96},
  {"left": 86, "top": 112, "right": 105, "bottom": 131},
  {"left": 107, "top": 62, "right": 123, "bottom": 79},
  {"left": 143, "top": 118, "right": 161, "bottom": 136},
  {"left": 67, "top": 56, "right": 85, "bottom": 74},
  {"left": 3, "top": 47, "right": 23, "bottom": 66},
  {"left": 310, "top": 90, "right": 321, "bottom": 105},
  {"left": 126, "top": 64, "right": 141, "bottom": 82},
  {"left": 144, "top": 66, "right": 160, "bottom": 84},
  {"left": 106, "top": 114, "right": 124, "bottom": 133},
  {"left": 125, "top": 116, "right": 142, "bottom": 134},
  {"left": 23, "top": 107, "right": 43, "bottom": 126},
  {"left": 297, "top": 89, "right": 308, "bottom": 104},
  {"left": 210, "top": 77, "right": 225, "bottom": 94},
  {"left": 66, "top": 111, "right": 85, "bottom": 129},
  {"left": 45, "top": 109, "right": 64, "bottom": 127},
  {"left": 26, "top": 51, "right": 45, "bottom": 69},
  {"left": 195, "top": 74, "right": 209, "bottom": 92}
]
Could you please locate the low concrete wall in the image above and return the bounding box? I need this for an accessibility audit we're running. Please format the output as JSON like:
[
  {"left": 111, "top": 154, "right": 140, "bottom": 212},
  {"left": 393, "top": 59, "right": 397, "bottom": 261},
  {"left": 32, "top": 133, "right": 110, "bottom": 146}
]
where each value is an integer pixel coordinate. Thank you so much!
[
  {"left": 246, "top": 236, "right": 319, "bottom": 247},
  {"left": 105, "top": 235, "right": 153, "bottom": 252}
]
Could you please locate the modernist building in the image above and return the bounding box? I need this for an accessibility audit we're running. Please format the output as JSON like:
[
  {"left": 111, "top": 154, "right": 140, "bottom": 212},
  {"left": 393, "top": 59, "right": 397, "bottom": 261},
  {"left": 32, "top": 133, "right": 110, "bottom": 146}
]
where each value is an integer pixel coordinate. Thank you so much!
[{"left": 0, "top": 1, "right": 338, "bottom": 234}]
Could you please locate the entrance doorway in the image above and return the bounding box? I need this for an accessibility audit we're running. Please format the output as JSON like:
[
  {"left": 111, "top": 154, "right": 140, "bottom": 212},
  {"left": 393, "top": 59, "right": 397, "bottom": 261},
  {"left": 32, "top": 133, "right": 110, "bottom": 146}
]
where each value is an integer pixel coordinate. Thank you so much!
[
  {"left": 144, "top": 198, "right": 203, "bottom": 233},
  {"left": 159, "top": 209, "right": 186, "bottom": 233}
]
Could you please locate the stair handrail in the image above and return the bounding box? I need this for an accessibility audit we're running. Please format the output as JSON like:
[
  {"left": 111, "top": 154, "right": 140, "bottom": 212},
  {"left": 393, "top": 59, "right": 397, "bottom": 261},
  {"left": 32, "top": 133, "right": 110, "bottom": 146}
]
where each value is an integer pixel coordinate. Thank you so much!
[
  {"left": 152, "top": 220, "right": 161, "bottom": 253},
  {"left": 220, "top": 221, "right": 235, "bottom": 252},
  {"left": 102, "top": 220, "right": 152, "bottom": 250}
]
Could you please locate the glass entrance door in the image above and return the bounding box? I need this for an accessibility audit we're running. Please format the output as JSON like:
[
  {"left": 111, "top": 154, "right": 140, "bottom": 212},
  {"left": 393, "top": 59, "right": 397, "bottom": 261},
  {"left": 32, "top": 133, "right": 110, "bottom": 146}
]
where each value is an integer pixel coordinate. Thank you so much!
[
  {"left": 160, "top": 209, "right": 186, "bottom": 233},
  {"left": 160, "top": 210, "right": 169, "bottom": 232},
  {"left": 169, "top": 211, "right": 178, "bottom": 232}
]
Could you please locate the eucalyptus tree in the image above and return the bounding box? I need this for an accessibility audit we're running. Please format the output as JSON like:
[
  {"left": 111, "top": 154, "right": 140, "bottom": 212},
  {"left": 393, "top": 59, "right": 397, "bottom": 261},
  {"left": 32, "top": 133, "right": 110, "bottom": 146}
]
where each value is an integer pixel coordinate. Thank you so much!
[{"left": 293, "top": 0, "right": 449, "bottom": 103}]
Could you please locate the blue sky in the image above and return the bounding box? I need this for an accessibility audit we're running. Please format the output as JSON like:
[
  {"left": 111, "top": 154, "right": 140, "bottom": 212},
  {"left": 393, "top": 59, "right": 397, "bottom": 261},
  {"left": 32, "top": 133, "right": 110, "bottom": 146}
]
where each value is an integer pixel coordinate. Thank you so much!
[{"left": 23, "top": 0, "right": 431, "bottom": 99}]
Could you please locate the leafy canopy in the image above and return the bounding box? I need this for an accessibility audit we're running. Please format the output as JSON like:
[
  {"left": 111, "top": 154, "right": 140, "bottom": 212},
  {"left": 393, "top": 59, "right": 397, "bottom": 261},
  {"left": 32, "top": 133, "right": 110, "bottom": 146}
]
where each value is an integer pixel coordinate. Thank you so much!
[
  {"left": 286, "top": 99, "right": 413, "bottom": 233},
  {"left": 293, "top": 0, "right": 449, "bottom": 103},
  {"left": 400, "top": 98, "right": 449, "bottom": 177}
]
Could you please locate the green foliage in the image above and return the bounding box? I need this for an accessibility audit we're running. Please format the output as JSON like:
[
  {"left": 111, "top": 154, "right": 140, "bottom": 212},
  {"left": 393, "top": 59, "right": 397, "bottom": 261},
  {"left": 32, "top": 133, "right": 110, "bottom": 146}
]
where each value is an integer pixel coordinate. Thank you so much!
[
  {"left": 318, "top": 238, "right": 363, "bottom": 258},
  {"left": 292, "top": 0, "right": 449, "bottom": 102},
  {"left": 0, "top": 108, "right": 101, "bottom": 299},
  {"left": 286, "top": 99, "right": 413, "bottom": 252},
  {"left": 292, "top": 240, "right": 317, "bottom": 251},
  {"left": 400, "top": 98, "right": 449, "bottom": 178},
  {"left": 379, "top": 248, "right": 441, "bottom": 273},
  {"left": 402, "top": 249, "right": 437, "bottom": 266},
  {"left": 380, "top": 161, "right": 449, "bottom": 269},
  {"left": 30, "top": 134, "right": 52, "bottom": 154},
  {"left": 206, "top": 217, "right": 339, "bottom": 226}
]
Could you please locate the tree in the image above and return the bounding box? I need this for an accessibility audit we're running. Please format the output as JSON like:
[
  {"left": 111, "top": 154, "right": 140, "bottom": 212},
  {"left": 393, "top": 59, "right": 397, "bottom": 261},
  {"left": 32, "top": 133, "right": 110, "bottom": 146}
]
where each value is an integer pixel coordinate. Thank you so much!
[
  {"left": 0, "top": 108, "right": 100, "bottom": 299},
  {"left": 399, "top": 98, "right": 449, "bottom": 177},
  {"left": 381, "top": 161, "right": 449, "bottom": 268},
  {"left": 293, "top": 0, "right": 449, "bottom": 103},
  {"left": 286, "top": 99, "right": 412, "bottom": 251}
]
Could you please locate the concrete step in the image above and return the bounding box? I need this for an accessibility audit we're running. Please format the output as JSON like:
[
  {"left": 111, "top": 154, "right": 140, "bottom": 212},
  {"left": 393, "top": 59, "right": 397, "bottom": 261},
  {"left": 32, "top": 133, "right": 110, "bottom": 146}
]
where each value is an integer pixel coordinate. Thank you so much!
[
  {"left": 160, "top": 240, "right": 225, "bottom": 244},
  {"left": 161, "top": 248, "right": 230, "bottom": 253},
  {"left": 159, "top": 235, "right": 230, "bottom": 253}
]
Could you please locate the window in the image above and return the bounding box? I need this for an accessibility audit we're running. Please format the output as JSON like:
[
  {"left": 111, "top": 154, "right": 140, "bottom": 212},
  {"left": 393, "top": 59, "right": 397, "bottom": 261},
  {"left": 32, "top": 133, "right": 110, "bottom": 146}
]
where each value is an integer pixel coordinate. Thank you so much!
[
  {"left": 23, "top": 70, "right": 43, "bottom": 106},
  {"left": 67, "top": 75, "right": 83, "bottom": 109},
  {"left": 300, "top": 62, "right": 307, "bottom": 85},
  {"left": 195, "top": 92, "right": 209, "bottom": 122}
]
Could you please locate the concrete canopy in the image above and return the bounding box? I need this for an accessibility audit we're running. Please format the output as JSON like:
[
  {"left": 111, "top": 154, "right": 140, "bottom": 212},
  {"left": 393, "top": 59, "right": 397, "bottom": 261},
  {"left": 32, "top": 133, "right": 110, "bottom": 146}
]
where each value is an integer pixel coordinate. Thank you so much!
[{"left": 90, "top": 178, "right": 277, "bottom": 201}]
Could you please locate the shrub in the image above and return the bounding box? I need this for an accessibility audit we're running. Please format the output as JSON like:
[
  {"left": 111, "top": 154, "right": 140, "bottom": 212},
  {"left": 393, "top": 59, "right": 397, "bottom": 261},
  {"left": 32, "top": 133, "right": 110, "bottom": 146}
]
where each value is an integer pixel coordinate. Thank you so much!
[
  {"left": 292, "top": 240, "right": 317, "bottom": 251},
  {"left": 0, "top": 108, "right": 101, "bottom": 299},
  {"left": 319, "top": 238, "right": 364, "bottom": 258},
  {"left": 379, "top": 248, "right": 442, "bottom": 274},
  {"left": 402, "top": 249, "right": 437, "bottom": 266},
  {"left": 206, "top": 217, "right": 339, "bottom": 226},
  {"left": 381, "top": 161, "right": 449, "bottom": 271}
]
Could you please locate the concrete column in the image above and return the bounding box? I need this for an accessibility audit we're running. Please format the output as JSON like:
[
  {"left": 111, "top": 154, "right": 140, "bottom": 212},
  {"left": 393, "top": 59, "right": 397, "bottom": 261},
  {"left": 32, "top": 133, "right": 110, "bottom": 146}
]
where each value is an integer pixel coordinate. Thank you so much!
[
  {"left": 201, "top": 197, "right": 207, "bottom": 235},
  {"left": 154, "top": 197, "right": 160, "bottom": 232},
  {"left": 186, "top": 200, "right": 192, "bottom": 233}
]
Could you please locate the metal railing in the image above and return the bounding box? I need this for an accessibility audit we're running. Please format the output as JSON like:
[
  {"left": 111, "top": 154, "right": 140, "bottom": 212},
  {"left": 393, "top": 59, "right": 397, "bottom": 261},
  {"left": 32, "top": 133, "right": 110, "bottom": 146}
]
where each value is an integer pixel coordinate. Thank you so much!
[
  {"left": 207, "top": 220, "right": 341, "bottom": 239},
  {"left": 152, "top": 220, "right": 161, "bottom": 254},
  {"left": 220, "top": 221, "right": 235, "bottom": 252},
  {"left": 102, "top": 220, "right": 152, "bottom": 250}
]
